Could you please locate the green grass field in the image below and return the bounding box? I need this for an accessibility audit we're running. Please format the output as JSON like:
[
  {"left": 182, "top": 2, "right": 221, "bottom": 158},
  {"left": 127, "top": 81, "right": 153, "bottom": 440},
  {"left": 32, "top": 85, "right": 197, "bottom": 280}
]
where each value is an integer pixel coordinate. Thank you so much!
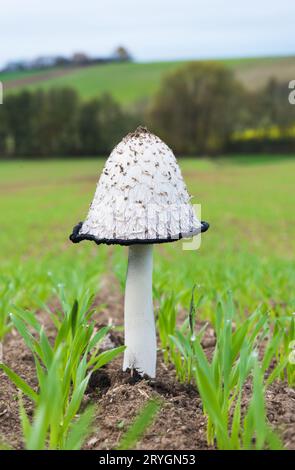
[
  {"left": 0, "top": 156, "right": 294, "bottom": 449},
  {"left": 2, "top": 55, "right": 294, "bottom": 105},
  {"left": 1, "top": 155, "right": 294, "bottom": 321}
]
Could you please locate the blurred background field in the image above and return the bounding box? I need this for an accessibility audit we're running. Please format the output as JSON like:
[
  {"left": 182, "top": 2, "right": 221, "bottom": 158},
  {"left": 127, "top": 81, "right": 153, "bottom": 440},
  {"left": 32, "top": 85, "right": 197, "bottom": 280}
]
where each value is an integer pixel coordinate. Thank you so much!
[
  {"left": 2, "top": 56, "right": 295, "bottom": 103},
  {"left": 1, "top": 57, "right": 295, "bottom": 159}
]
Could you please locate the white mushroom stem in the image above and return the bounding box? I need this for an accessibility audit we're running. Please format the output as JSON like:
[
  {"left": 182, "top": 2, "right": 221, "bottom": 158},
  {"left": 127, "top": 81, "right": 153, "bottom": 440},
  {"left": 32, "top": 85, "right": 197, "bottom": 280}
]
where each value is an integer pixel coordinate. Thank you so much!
[{"left": 123, "top": 244, "right": 156, "bottom": 378}]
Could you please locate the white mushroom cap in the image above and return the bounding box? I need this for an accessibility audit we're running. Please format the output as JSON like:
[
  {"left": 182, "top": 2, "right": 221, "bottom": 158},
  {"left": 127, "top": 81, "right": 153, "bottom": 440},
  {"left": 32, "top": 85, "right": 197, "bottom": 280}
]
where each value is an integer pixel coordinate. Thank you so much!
[{"left": 70, "top": 127, "right": 208, "bottom": 245}]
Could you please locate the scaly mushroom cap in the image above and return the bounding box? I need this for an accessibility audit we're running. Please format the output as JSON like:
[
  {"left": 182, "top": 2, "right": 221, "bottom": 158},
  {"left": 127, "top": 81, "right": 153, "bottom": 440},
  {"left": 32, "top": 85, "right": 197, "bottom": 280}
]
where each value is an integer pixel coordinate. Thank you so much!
[{"left": 70, "top": 127, "right": 209, "bottom": 245}]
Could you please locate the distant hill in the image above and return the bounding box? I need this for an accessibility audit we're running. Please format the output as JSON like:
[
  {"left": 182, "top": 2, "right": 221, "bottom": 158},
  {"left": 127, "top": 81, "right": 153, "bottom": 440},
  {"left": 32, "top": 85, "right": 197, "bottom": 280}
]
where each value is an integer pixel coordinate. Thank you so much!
[{"left": 1, "top": 56, "right": 294, "bottom": 106}]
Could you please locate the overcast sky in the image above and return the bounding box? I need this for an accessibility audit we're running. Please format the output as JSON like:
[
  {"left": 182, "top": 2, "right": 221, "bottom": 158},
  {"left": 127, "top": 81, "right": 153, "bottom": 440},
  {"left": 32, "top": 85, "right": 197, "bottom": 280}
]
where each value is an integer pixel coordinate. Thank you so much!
[{"left": 1, "top": 0, "right": 294, "bottom": 67}]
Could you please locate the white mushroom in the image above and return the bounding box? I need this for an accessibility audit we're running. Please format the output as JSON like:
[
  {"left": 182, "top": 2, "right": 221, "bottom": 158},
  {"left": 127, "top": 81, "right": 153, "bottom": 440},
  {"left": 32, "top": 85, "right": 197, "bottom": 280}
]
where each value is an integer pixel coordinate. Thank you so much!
[{"left": 70, "top": 126, "right": 209, "bottom": 378}]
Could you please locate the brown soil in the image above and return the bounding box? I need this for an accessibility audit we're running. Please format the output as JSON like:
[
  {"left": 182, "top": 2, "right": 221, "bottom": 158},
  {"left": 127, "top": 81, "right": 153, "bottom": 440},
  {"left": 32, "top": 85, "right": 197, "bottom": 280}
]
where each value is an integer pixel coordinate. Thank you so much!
[
  {"left": 0, "top": 280, "right": 294, "bottom": 450},
  {"left": 235, "top": 58, "right": 295, "bottom": 91},
  {"left": 3, "top": 67, "right": 80, "bottom": 90}
]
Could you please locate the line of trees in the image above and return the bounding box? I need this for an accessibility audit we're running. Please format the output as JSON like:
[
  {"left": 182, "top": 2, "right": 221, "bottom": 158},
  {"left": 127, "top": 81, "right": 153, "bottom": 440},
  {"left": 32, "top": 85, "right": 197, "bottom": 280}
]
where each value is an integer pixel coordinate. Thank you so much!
[
  {"left": 0, "top": 90, "right": 137, "bottom": 157},
  {"left": 148, "top": 62, "right": 295, "bottom": 154},
  {"left": 0, "top": 62, "right": 294, "bottom": 158}
]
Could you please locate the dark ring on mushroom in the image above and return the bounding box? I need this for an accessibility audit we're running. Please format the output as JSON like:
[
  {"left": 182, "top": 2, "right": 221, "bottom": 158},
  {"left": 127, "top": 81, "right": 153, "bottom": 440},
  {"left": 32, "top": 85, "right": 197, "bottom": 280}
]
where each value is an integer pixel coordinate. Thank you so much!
[{"left": 69, "top": 220, "right": 209, "bottom": 246}]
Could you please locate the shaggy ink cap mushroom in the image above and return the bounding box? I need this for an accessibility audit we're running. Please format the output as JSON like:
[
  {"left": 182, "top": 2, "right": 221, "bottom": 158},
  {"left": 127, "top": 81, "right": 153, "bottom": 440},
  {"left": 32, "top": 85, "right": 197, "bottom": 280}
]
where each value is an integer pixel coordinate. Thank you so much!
[
  {"left": 70, "top": 126, "right": 209, "bottom": 246},
  {"left": 70, "top": 127, "right": 209, "bottom": 378}
]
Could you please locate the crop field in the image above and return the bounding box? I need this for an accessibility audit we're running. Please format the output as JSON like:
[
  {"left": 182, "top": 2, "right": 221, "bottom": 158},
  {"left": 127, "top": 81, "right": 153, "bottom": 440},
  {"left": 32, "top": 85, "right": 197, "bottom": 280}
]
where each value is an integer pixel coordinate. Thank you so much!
[
  {"left": 1, "top": 55, "right": 295, "bottom": 104},
  {"left": 0, "top": 156, "right": 294, "bottom": 450}
]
